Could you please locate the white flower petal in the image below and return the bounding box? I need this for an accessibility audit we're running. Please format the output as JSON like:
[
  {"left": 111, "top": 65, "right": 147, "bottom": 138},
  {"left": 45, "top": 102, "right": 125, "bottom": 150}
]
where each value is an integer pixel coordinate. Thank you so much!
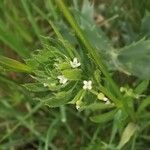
[
  {"left": 105, "top": 100, "right": 111, "bottom": 105},
  {"left": 88, "top": 80, "right": 92, "bottom": 85},
  {"left": 83, "top": 80, "right": 87, "bottom": 84},
  {"left": 62, "top": 78, "right": 68, "bottom": 84},
  {"left": 76, "top": 63, "right": 81, "bottom": 67},
  {"left": 83, "top": 80, "right": 92, "bottom": 90},
  {"left": 43, "top": 83, "right": 48, "bottom": 87},
  {"left": 103, "top": 97, "right": 108, "bottom": 102},
  {"left": 88, "top": 85, "right": 92, "bottom": 90},
  {"left": 76, "top": 105, "right": 80, "bottom": 110},
  {"left": 73, "top": 57, "right": 78, "bottom": 63},
  {"left": 57, "top": 76, "right": 62, "bottom": 79},
  {"left": 83, "top": 85, "right": 87, "bottom": 89},
  {"left": 57, "top": 75, "right": 68, "bottom": 84},
  {"left": 70, "top": 57, "right": 81, "bottom": 68}
]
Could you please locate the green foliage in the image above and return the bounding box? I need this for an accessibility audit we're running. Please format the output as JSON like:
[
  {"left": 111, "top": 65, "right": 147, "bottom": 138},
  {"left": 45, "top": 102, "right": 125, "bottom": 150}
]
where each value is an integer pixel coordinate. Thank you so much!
[
  {"left": 117, "top": 122, "right": 139, "bottom": 149},
  {"left": 23, "top": 83, "right": 49, "bottom": 92},
  {"left": 116, "top": 40, "right": 150, "bottom": 79},
  {"left": 0, "top": 21, "right": 30, "bottom": 58},
  {"left": 62, "top": 69, "right": 82, "bottom": 80},
  {"left": 0, "top": 0, "right": 150, "bottom": 149},
  {"left": 141, "top": 11, "right": 150, "bottom": 38},
  {"left": 135, "top": 80, "right": 149, "bottom": 94},
  {"left": 0, "top": 55, "right": 32, "bottom": 72},
  {"left": 75, "top": 0, "right": 112, "bottom": 51},
  {"left": 37, "top": 89, "right": 73, "bottom": 107},
  {"left": 90, "top": 109, "right": 117, "bottom": 123}
]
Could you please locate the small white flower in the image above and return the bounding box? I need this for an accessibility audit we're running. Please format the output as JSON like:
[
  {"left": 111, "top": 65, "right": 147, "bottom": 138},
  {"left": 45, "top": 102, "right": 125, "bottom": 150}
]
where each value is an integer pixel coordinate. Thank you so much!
[
  {"left": 57, "top": 75, "right": 68, "bottom": 84},
  {"left": 105, "top": 100, "right": 111, "bottom": 105},
  {"left": 43, "top": 83, "right": 48, "bottom": 87},
  {"left": 103, "top": 97, "right": 108, "bottom": 102},
  {"left": 102, "top": 97, "right": 111, "bottom": 105},
  {"left": 83, "top": 80, "right": 92, "bottom": 90},
  {"left": 76, "top": 105, "right": 80, "bottom": 110},
  {"left": 70, "top": 57, "right": 81, "bottom": 68},
  {"left": 76, "top": 100, "right": 82, "bottom": 110}
]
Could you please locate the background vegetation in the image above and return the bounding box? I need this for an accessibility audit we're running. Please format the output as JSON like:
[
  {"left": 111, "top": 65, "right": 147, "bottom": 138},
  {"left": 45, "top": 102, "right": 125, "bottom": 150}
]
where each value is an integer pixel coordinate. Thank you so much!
[{"left": 0, "top": 0, "right": 150, "bottom": 149}]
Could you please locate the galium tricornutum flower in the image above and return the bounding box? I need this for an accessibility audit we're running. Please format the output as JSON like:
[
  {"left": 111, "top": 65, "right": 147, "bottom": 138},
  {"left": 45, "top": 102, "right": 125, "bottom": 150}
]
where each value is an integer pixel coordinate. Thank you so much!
[
  {"left": 43, "top": 83, "right": 48, "bottom": 87},
  {"left": 76, "top": 101, "right": 81, "bottom": 110},
  {"left": 57, "top": 75, "right": 68, "bottom": 84},
  {"left": 105, "top": 100, "right": 111, "bottom": 104},
  {"left": 103, "top": 97, "right": 108, "bottom": 102},
  {"left": 83, "top": 80, "right": 92, "bottom": 90},
  {"left": 103, "top": 97, "right": 111, "bottom": 104},
  {"left": 75, "top": 100, "right": 83, "bottom": 110},
  {"left": 70, "top": 57, "right": 81, "bottom": 68}
]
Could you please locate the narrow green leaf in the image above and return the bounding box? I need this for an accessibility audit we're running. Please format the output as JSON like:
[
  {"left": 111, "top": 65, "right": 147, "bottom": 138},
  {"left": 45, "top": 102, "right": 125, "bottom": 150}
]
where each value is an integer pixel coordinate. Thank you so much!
[
  {"left": 46, "top": 0, "right": 58, "bottom": 20},
  {"left": 70, "top": 89, "right": 85, "bottom": 104},
  {"left": 57, "top": 62, "right": 71, "bottom": 70},
  {"left": 62, "top": 69, "right": 82, "bottom": 80},
  {"left": 23, "top": 83, "right": 49, "bottom": 92},
  {"left": 4, "top": 9, "right": 33, "bottom": 43},
  {"left": 141, "top": 11, "right": 150, "bottom": 37},
  {"left": 37, "top": 90, "right": 73, "bottom": 107},
  {"left": 138, "top": 96, "right": 150, "bottom": 113},
  {"left": 90, "top": 109, "right": 117, "bottom": 123},
  {"left": 21, "top": 0, "right": 41, "bottom": 40},
  {"left": 44, "top": 118, "right": 59, "bottom": 150},
  {"left": 0, "top": 56, "right": 32, "bottom": 73},
  {"left": 109, "top": 110, "right": 122, "bottom": 144},
  {"left": 31, "top": 4, "right": 76, "bottom": 59},
  {"left": 135, "top": 80, "right": 149, "bottom": 94},
  {"left": 83, "top": 102, "right": 114, "bottom": 111},
  {"left": 0, "top": 21, "right": 30, "bottom": 58},
  {"left": 117, "top": 122, "right": 138, "bottom": 149}
]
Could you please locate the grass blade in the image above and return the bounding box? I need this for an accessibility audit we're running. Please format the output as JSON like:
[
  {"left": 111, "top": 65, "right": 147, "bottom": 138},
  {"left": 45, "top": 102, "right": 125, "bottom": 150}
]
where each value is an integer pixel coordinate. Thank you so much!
[
  {"left": 0, "top": 20, "right": 30, "bottom": 58},
  {"left": 21, "top": 0, "right": 42, "bottom": 41},
  {"left": 0, "top": 56, "right": 32, "bottom": 73}
]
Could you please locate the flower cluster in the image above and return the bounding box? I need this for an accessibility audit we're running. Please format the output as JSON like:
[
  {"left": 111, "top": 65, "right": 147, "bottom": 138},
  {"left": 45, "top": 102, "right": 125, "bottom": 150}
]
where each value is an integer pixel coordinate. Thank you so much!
[
  {"left": 56, "top": 58, "right": 93, "bottom": 90},
  {"left": 43, "top": 57, "right": 112, "bottom": 110},
  {"left": 70, "top": 57, "right": 81, "bottom": 68}
]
